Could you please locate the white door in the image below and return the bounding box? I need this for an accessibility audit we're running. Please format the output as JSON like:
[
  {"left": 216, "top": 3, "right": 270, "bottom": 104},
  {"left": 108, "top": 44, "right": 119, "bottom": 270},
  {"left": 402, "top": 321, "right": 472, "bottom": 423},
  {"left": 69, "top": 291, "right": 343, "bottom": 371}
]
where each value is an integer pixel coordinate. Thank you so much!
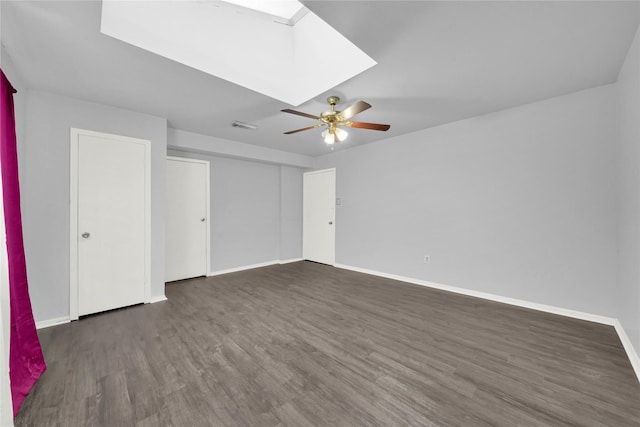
[
  {"left": 70, "top": 129, "right": 150, "bottom": 319},
  {"left": 165, "top": 157, "right": 209, "bottom": 282},
  {"left": 303, "top": 168, "right": 336, "bottom": 265}
]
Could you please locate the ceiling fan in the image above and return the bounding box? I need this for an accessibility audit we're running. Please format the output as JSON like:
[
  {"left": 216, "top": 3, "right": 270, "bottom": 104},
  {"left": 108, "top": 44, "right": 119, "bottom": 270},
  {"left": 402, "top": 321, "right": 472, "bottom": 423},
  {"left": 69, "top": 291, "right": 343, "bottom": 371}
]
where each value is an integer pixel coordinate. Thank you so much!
[{"left": 282, "top": 96, "right": 390, "bottom": 144}]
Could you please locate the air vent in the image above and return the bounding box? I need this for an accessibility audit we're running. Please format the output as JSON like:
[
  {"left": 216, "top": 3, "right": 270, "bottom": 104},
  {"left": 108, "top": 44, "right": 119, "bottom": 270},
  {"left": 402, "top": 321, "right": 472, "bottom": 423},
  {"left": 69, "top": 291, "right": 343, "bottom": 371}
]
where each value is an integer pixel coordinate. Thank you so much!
[{"left": 231, "top": 120, "right": 258, "bottom": 130}]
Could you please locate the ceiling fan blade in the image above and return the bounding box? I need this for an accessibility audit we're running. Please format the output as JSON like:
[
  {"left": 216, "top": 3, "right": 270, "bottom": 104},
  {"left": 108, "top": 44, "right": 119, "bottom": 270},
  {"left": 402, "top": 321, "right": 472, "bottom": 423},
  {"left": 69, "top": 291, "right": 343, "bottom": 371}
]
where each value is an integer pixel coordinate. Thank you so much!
[
  {"left": 345, "top": 121, "right": 391, "bottom": 131},
  {"left": 281, "top": 108, "right": 321, "bottom": 120},
  {"left": 283, "top": 124, "right": 324, "bottom": 134},
  {"left": 339, "top": 100, "right": 371, "bottom": 120}
]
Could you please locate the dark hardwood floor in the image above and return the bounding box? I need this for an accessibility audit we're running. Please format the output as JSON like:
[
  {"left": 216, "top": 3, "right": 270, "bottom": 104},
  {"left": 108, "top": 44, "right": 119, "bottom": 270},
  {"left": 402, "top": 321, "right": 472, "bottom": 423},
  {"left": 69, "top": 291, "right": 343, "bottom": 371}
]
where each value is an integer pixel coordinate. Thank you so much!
[{"left": 16, "top": 261, "right": 640, "bottom": 426}]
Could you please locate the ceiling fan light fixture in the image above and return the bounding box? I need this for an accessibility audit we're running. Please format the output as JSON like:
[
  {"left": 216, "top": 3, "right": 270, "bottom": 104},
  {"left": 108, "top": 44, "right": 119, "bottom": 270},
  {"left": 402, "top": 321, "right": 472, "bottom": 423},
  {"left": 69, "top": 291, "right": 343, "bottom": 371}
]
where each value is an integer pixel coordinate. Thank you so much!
[
  {"left": 282, "top": 96, "right": 388, "bottom": 143},
  {"left": 321, "top": 129, "right": 334, "bottom": 144},
  {"left": 335, "top": 127, "right": 348, "bottom": 142},
  {"left": 321, "top": 127, "right": 348, "bottom": 144}
]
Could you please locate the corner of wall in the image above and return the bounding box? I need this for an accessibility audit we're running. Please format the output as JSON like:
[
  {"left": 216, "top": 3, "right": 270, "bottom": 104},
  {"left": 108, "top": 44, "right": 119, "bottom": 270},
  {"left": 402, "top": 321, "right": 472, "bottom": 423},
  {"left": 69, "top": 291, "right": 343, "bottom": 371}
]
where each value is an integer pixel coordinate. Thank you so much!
[{"left": 614, "top": 21, "right": 640, "bottom": 373}]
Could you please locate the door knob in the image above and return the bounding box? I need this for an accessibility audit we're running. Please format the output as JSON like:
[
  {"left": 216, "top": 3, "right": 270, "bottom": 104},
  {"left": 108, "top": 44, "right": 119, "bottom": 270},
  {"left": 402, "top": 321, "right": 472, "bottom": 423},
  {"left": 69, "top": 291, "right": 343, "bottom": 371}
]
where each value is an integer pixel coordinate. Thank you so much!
[
  {"left": 201, "top": 218, "right": 206, "bottom": 222},
  {"left": 329, "top": 221, "right": 333, "bottom": 225},
  {"left": 81, "top": 232, "right": 90, "bottom": 238}
]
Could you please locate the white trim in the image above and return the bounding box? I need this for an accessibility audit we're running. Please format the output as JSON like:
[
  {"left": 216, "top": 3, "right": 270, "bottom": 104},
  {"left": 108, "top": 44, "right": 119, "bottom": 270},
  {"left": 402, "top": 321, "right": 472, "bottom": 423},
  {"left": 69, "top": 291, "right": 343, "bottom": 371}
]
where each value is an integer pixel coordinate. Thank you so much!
[
  {"left": 144, "top": 135, "right": 151, "bottom": 305},
  {"left": 613, "top": 320, "right": 640, "bottom": 381},
  {"left": 279, "top": 258, "right": 303, "bottom": 264},
  {"left": 208, "top": 260, "right": 280, "bottom": 276},
  {"left": 36, "top": 297, "right": 168, "bottom": 328},
  {"left": 166, "top": 156, "right": 211, "bottom": 279},
  {"left": 69, "top": 129, "right": 79, "bottom": 320},
  {"left": 69, "top": 128, "right": 152, "bottom": 320},
  {"left": 150, "top": 295, "right": 168, "bottom": 304},
  {"left": 335, "top": 264, "right": 616, "bottom": 325},
  {"left": 35, "top": 316, "right": 70, "bottom": 330},
  {"left": 304, "top": 167, "right": 336, "bottom": 177},
  {"left": 166, "top": 156, "right": 209, "bottom": 165},
  {"left": 0, "top": 158, "right": 13, "bottom": 427},
  {"left": 335, "top": 263, "right": 640, "bottom": 383}
]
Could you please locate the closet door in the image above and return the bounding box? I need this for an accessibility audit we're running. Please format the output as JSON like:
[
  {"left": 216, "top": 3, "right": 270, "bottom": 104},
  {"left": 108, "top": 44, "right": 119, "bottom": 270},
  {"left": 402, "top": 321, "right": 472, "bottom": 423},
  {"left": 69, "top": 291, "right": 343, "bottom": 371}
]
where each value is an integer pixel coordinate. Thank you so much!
[
  {"left": 165, "top": 157, "right": 210, "bottom": 282},
  {"left": 70, "top": 129, "right": 150, "bottom": 318}
]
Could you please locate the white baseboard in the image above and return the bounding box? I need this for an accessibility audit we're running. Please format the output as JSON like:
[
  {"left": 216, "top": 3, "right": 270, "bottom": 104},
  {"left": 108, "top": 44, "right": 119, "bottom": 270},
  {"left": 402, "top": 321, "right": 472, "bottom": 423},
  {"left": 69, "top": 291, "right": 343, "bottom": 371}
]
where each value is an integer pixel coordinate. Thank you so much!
[
  {"left": 36, "top": 316, "right": 70, "bottom": 330},
  {"left": 279, "top": 258, "right": 303, "bottom": 264},
  {"left": 335, "top": 264, "right": 615, "bottom": 325},
  {"left": 335, "top": 263, "right": 639, "bottom": 383},
  {"left": 30, "top": 262, "right": 640, "bottom": 384},
  {"left": 207, "top": 258, "right": 304, "bottom": 276},
  {"left": 36, "top": 298, "right": 167, "bottom": 329},
  {"left": 613, "top": 320, "right": 640, "bottom": 381},
  {"left": 149, "top": 295, "right": 168, "bottom": 303},
  {"left": 208, "top": 260, "right": 280, "bottom": 277}
]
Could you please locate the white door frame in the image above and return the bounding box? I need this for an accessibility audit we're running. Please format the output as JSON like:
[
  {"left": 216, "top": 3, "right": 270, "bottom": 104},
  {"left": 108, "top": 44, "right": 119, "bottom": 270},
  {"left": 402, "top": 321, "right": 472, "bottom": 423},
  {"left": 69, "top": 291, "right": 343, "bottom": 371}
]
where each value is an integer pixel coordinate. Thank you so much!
[
  {"left": 69, "top": 128, "right": 151, "bottom": 320},
  {"left": 0, "top": 160, "right": 13, "bottom": 427},
  {"left": 166, "top": 156, "right": 211, "bottom": 278},
  {"left": 303, "top": 167, "right": 336, "bottom": 265}
]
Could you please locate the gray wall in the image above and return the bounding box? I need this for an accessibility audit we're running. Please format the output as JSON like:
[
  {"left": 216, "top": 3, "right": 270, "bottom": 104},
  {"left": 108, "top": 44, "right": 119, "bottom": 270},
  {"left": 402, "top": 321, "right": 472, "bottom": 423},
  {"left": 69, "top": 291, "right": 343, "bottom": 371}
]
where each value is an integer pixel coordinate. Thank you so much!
[
  {"left": 314, "top": 84, "right": 618, "bottom": 317},
  {"left": 616, "top": 25, "right": 640, "bottom": 353},
  {"left": 279, "top": 166, "right": 303, "bottom": 261},
  {"left": 168, "top": 128, "right": 312, "bottom": 168},
  {"left": 168, "top": 144, "right": 303, "bottom": 272},
  {"left": 23, "top": 91, "right": 167, "bottom": 322},
  {"left": 209, "top": 156, "right": 279, "bottom": 270},
  {"left": 1, "top": 49, "right": 25, "bottom": 173}
]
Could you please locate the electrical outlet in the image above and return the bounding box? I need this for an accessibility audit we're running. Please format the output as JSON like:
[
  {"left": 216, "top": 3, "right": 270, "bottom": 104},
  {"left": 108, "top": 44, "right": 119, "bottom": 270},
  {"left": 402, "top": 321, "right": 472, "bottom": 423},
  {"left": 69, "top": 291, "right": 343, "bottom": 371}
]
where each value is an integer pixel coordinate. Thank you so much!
[{"left": 424, "top": 255, "right": 430, "bottom": 264}]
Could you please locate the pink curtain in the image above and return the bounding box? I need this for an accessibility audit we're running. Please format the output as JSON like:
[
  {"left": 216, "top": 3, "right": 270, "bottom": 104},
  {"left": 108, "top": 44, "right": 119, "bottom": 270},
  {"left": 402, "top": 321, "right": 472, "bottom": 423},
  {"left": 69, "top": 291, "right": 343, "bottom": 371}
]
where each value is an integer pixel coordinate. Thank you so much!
[{"left": 1, "top": 69, "right": 46, "bottom": 416}]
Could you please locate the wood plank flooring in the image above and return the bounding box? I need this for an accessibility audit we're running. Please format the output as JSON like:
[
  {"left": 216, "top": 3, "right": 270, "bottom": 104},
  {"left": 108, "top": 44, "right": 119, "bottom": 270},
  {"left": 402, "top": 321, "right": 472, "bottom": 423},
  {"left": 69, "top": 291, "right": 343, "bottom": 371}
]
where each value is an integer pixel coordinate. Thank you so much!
[{"left": 15, "top": 261, "right": 640, "bottom": 426}]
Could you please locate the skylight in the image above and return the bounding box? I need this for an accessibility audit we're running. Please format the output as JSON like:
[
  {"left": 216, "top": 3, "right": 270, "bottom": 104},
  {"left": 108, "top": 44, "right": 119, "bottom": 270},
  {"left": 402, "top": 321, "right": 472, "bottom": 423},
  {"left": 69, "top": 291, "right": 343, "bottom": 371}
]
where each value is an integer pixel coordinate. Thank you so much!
[
  {"left": 100, "top": 0, "right": 376, "bottom": 106},
  {"left": 221, "top": 0, "right": 308, "bottom": 25}
]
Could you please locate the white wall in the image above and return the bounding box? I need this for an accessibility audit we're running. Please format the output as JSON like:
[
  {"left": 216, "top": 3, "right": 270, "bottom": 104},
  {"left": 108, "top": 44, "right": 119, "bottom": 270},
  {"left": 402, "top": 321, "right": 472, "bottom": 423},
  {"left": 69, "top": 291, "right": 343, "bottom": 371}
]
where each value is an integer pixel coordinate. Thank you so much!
[
  {"left": 616, "top": 25, "right": 640, "bottom": 355},
  {"left": 314, "top": 84, "right": 618, "bottom": 317},
  {"left": 23, "top": 91, "right": 167, "bottom": 323},
  {"left": 168, "top": 139, "right": 303, "bottom": 272}
]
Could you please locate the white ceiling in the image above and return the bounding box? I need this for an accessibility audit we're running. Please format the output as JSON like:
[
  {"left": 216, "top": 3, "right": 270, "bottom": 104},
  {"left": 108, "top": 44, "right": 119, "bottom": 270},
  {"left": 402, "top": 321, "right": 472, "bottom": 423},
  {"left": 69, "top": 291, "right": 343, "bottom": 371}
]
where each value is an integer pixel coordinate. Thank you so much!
[{"left": 2, "top": 1, "right": 639, "bottom": 157}]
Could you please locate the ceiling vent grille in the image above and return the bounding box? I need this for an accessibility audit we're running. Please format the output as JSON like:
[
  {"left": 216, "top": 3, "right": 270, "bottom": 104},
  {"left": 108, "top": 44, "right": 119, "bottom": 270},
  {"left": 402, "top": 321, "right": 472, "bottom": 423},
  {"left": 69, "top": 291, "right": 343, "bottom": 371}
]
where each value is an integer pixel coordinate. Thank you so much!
[{"left": 231, "top": 120, "right": 258, "bottom": 130}]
